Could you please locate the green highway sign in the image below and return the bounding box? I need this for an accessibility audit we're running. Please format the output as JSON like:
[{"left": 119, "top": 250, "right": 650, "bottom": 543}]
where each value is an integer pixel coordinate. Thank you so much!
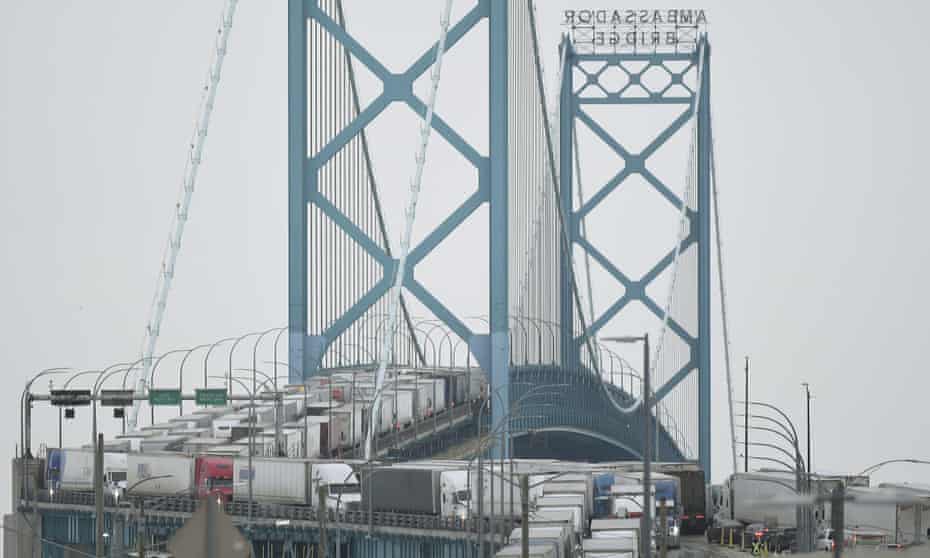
[
  {"left": 196, "top": 388, "right": 227, "bottom": 407},
  {"left": 148, "top": 389, "right": 181, "bottom": 406}
]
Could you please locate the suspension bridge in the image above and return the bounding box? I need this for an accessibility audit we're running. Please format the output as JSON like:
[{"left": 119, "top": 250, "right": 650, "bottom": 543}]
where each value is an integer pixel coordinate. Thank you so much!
[{"left": 12, "top": 1, "right": 739, "bottom": 556}]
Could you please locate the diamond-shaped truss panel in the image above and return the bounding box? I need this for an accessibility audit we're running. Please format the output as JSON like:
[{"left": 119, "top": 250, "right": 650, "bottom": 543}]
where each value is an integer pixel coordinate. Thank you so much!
[
  {"left": 641, "top": 64, "right": 672, "bottom": 94},
  {"left": 644, "top": 242, "right": 699, "bottom": 341},
  {"left": 597, "top": 299, "right": 665, "bottom": 365},
  {"left": 581, "top": 102, "right": 690, "bottom": 156},
  {"left": 584, "top": 173, "right": 683, "bottom": 281},
  {"left": 644, "top": 106, "right": 694, "bottom": 200},
  {"left": 362, "top": 102, "right": 478, "bottom": 253},
  {"left": 574, "top": 243, "right": 626, "bottom": 327},
  {"left": 598, "top": 64, "right": 629, "bottom": 94},
  {"left": 407, "top": 204, "right": 489, "bottom": 340},
  {"left": 573, "top": 112, "right": 627, "bottom": 212}
]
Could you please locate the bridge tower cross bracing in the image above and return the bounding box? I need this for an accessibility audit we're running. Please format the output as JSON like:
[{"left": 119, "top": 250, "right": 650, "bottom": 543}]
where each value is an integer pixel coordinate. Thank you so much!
[
  {"left": 288, "top": 0, "right": 512, "bottom": 453},
  {"left": 560, "top": 37, "right": 714, "bottom": 474}
]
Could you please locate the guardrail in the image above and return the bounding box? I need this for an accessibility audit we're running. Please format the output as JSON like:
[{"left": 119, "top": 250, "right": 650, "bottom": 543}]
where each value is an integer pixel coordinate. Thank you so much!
[
  {"left": 31, "top": 489, "right": 480, "bottom": 533},
  {"left": 340, "top": 399, "right": 479, "bottom": 458}
]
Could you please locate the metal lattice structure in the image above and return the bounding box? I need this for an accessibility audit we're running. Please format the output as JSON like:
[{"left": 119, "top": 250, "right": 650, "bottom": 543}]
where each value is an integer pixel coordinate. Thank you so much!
[
  {"left": 559, "top": 38, "right": 713, "bottom": 473},
  {"left": 288, "top": 0, "right": 514, "bottom": 445}
]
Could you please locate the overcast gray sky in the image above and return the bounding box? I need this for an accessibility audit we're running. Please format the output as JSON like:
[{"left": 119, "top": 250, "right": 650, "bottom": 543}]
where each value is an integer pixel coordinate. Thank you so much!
[{"left": 2, "top": 0, "right": 929, "bottom": 516}]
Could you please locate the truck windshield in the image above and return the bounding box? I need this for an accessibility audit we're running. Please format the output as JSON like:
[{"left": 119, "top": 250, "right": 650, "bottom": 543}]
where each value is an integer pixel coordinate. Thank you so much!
[
  {"left": 330, "top": 484, "right": 360, "bottom": 495},
  {"left": 108, "top": 472, "right": 128, "bottom": 483},
  {"left": 210, "top": 479, "right": 234, "bottom": 490},
  {"left": 455, "top": 490, "right": 471, "bottom": 503}
]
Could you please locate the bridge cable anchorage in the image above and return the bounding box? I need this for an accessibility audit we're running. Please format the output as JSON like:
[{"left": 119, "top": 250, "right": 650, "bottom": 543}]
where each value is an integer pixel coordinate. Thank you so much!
[
  {"left": 365, "top": 0, "right": 455, "bottom": 462},
  {"left": 129, "top": 0, "right": 240, "bottom": 430},
  {"left": 709, "top": 113, "right": 739, "bottom": 475}
]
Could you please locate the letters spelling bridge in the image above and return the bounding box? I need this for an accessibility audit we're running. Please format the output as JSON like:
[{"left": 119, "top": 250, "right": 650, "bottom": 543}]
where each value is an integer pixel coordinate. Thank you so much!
[{"left": 17, "top": 1, "right": 736, "bottom": 556}]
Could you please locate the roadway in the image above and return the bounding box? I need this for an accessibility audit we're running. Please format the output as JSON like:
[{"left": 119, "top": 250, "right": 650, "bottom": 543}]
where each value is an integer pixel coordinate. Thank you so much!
[{"left": 669, "top": 536, "right": 749, "bottom": 558}]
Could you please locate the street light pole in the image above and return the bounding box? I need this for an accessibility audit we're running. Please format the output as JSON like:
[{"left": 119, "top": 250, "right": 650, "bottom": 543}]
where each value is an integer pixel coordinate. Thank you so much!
[
  {"left": 744, "top": 357, "right": 749, "bottom": 473},
  {"left": 643, "top": 334, "right": 651, "bottom": 558},
  {"left": 125, "top": 475, "right": 174, "bottom": 558},
  {"left": 802, "top": 383, "right": 811, "bottom": 478}
]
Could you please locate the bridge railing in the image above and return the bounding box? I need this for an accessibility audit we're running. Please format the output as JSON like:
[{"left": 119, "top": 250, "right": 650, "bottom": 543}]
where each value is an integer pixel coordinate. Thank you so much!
[{"left": 32, "top": 488, "right": 479, "bottom": 533}]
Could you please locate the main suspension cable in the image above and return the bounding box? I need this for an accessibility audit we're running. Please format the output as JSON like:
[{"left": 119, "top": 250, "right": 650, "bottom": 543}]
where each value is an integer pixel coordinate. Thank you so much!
[{"left": 130, "top": 0, "right": 240, "bottom": 430}]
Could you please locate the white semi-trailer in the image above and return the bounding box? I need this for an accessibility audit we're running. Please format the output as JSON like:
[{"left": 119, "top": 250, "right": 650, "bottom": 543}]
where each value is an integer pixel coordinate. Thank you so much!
[
  {"left": 728, "top": 472, "right": 799, "bottom": 528},
  {"left": 127, "top": 452, "right": 194, "bottom": 496},
  {"left": 47, "top": 449, "right": 127, "bottom": 492},
  {"left": 230, "top": 457, "right": 358, "bottom": 509}
]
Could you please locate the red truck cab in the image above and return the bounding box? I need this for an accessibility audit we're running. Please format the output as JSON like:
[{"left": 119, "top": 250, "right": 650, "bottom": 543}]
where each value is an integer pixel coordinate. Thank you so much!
[{"left": 195, "top": 456, "right": 234, "bottom": 501}]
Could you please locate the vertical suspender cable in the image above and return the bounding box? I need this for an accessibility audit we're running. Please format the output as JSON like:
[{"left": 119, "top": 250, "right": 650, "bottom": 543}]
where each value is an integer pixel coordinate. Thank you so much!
[
  {"left": 130, "top": 0, "right": 239, "bottom": 430},
  {"left": 334, "top": 0, "right": 427, "bottom": 367},
  {"left": 572, "top": 125, "right": 597, "bottom": 343},
  {"left": 528, "top": 3, "right": 613, "bottom": 391},
  {"left": 710, "top": 115, "right": 739, "bottom": 475},
  {"left": 365, "top": 0, "right": 455, "bottom": 461}
]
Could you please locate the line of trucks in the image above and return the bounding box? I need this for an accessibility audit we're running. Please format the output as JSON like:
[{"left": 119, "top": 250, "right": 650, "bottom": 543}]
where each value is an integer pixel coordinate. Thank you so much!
[
  {"left": 709, "top": 471, "right": 930, "bottom": 549},
  {"left": 44, "top": 451, "right": 707, "bottom": 549},
  {"left": 99, "top": 368, "right": 482, "bottom": 459}
]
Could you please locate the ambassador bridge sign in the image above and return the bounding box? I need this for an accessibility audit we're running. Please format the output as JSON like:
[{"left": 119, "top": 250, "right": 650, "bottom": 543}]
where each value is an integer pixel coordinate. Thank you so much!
[{"left": 563, "top": 9, "right": 708, "bottom": 54}]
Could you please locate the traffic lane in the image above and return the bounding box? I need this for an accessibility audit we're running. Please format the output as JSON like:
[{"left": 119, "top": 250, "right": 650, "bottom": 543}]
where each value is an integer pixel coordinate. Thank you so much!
[{"left": 668, "top": 535, "right": 746, "bottom": 557}]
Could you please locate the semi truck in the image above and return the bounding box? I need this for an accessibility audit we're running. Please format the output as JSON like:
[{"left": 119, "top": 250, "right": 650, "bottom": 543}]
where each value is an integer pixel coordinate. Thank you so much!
[
  {"left": 46, "top": 449, "right": 127, "bottom": 493},
  {"left": 193, "top": 455, "right": 234, "bottom": 500},
  {"left": 665, "top": 467, "right": 707, "bottom": 535},
  {"left": 230, "top": 457, "right": 359, "bottom": 509},
  {"left": 727, "top": 471, "right": 799, "bottom": 528},
  {"left": 361, "top": 465, "right": 469, "bottom": 517}
]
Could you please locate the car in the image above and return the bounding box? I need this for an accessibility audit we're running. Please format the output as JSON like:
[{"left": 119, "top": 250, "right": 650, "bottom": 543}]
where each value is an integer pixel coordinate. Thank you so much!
[{"left": 817, "top": 528, "right": 835, "bottom": 552}]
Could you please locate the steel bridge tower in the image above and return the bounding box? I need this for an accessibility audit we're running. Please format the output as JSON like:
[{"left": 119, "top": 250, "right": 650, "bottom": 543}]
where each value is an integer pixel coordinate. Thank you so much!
[
  {"left": 287, "top": 0, "right": 714, "bottom": 470},
  {"left": 288, "top": 0, "right": 514, "bottom": 446},
  {"left": 559, "top": 37, "right": 713, "bottom": 474}
]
